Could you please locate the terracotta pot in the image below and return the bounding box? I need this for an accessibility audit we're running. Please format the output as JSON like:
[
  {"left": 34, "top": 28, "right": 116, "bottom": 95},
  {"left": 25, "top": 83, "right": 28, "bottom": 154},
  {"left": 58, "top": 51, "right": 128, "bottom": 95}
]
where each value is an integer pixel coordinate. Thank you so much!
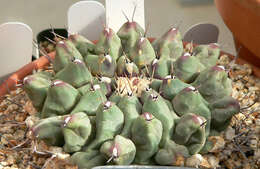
[
  {"left": 0, "top": 40, "right": 259, "bottom": 100},
  {"left": 214, "top": 0, "right": 260, "bottom": 67}
]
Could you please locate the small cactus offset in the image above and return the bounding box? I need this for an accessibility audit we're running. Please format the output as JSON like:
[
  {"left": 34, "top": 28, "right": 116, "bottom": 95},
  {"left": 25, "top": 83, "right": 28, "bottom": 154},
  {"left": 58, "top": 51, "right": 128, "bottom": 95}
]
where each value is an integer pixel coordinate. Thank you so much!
[{"left": 23, "top": 18, "right": 241, "bottom": 169}]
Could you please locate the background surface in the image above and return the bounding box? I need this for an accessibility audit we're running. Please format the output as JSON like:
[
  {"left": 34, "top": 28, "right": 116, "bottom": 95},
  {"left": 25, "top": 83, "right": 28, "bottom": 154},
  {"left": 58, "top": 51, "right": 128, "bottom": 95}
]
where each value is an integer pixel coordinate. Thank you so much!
[{"left": 0, "top": 0, "right": 236, "bottom": 55}]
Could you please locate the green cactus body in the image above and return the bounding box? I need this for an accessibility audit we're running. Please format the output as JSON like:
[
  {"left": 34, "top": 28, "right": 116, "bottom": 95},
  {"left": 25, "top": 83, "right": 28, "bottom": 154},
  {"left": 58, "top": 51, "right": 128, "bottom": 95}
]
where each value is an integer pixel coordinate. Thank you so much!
[
  {"left": 142, "top": 93, "right": 174, "bottom": 147},
  {"left": 33, "top": 71, "right": 53, "bottom": 80},
  {"left": 70, "top": 151, "right": 106, "bottom": 169},
  {"left": 117, "top": 55, "right": 139, "bottom": 77},
  {"left": 193, "top": 43, "right": 220, "bottom": 68},
  {"left": 86, "top": 116, "right": 97, "bottom": 145},
  {"left": 172, "top": 86, "right": 211, "bottom": 136},
  {"left": 100, "top": 135, "right": 136, "bottom": 165},
  {"left": 108, "top": 91, "right": 123, "bottom": 104},
  {"left": 192, "top": 65, "right": 232, "bottom": 103},
  {"left": 173, "top": 53, "right": 205, "bottom": 83},
  {"left": 150, "top": 58, "right": 170, "bottom": 79},
  {"left": 117, "top": 94, "right": 142, "bottom": 138},
  {"left": 23, "top": 74, "right": 51, "bottom": 111},
  {"left": 159, "top": 76, "right": 191, "bottom": 100},
  {"left": 53, "top": 40, "right": 83, "bottom": 72},
  {"left": 54, "top": 59, "right": 92, "bottom": 88},
  {"left": 131, "top": 112, "right": 163, "bottom": 164},
  {"left": 153, "top": 27, "right": 183, "bottom": 60},
  {"left": 140, "top": 88, "right": 159, "bottom": 105},
  {"left": 164, "top": 98, "right": 180, "bottom": 123},
  {"left": 95, "top": 28, "right": 122, "bottom": 61},
  {"left": 70, "top": 85, "right": 107, "bottom": 116},
  {"left": 129, "top": 37, "right": 156, "bottom": 68},
  {"left": 84, "top": 101, "right": 124, "bottom": 150},
  {"left": 78, "top": 83, "right": 91, "bottom": 95},
  {"left": 85, "top": 54, "right": 116, "bottom": 77},
  {"left": 173, "top": 113, "right": 206, "bottom": 155},
  {"left": 149, "top": 79, "right": 162, "bottom": 92},
  {"left": 69, "top": 34, "right": 95, "bottom": 57},
  {"left": 32, "top": 116, "right": 64, "bottom": 146},
  {"left": 209, "top": 96, "right": 240, "bottom": 131},
  {"left": 117, "top": 21, "right": 144, "bottom": 54},
  {"left": 155, "top": 140, "right": 190, "bottom": 166},
  {"left": 199, "top": 138, "right": 215, "bottom": 154},
  {"left": 96, "top": 77, "right": 113, "bottom": 96},
  {"left": 62, "top": 112, "right": 92, "bottom": 153},
  {"left": 41, "top": 80, "right": 80, "bottom": 118}
]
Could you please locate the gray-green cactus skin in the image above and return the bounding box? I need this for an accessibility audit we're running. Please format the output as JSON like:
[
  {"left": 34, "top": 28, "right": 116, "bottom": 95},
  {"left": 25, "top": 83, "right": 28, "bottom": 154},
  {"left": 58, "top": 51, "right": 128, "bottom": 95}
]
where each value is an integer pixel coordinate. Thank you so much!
[
  {"left": 95, "top": 28, "right": 122, "bottom": 61},
  {"left": 173, "top": 53, "right": 205, "bottom": 83},
  {"left": 117, "top": 94, "right": 142, "bottom": 138},
  {"left": 140, "top": 88, "right": 159, "bottom": 104},
  {"left": 100, "top": 135, "right": 136, "bottom": 165},
  {"left": 153, "top": 27, "right": 183, "bottom": 60},
  {"left": 69, "top": 34, "right": 95, "bottom": 57},
  {"left": 85, "top": 54, "right": 116, "bottom": 77},
  {"left": 32, "top": 116, "right": 64, "bottom": 146},
  {"left": 108, "top": 91, "right": 123, "bottom": 104},
  {"left": 84, "top": 101, "right": 124, "bottom": 150},
  {"left": 129, "top": 37, "right": 156, "bottom": 68},
  {"left": 131, "top": 112, "right": 163, "bottom": 164},
  {"left": 23, "top": 73, "right": 51, "bottom": 111},
  {"left": 62, "top": 112, "right": 92, "bottom": 153},
  {"left": 209, "top": 96, "right": 240, "bottom": 131},
  {"left": 159, "top": 75, "right": 191, "bottom": 100},
  {"left": 54, "top": 59, "right": 92, "bottom": 88},
  {"left": 164, "top": 99, "right": 180, "bottom": 123},
  {"left": 41, "top": 80, "right": 80, "bottom": 118},
  {"left": 117, "top": 21, "right": 145, "bottom": 54},
  {"left": 173, "top": 113, "right": 206, "bottom": 155},
  {"left": 53, "top": 40, "right": 83, "bottom": 73},
  {"left": 117, "top": 55, "right": 139, "bottom": 77},
  {"left": 70, "top": 85, "right": 107, "bottom": 116},
  {"left": 70, "top": 151, "right": 106, "bottom": 169},
  {"left": 172, "top": 86, "right": 211, "bottom": 136},
  {"left": 149, "top": 58, "right": 170, "bottom": 79},
  {"left": 149, "top": 79, "right": 162, "bottom": 92},
  {"left": 192, "top": 65, "right": 232, "bottom": 103},
  {"left": 142, "top": 93, "right": 174, "bottom": 147},
  {"left": 193, "top": 43, "right": 220, "bottom": 68},
  {"left": 155, "top": 140, "right": 190, "bottom": 166},
  {"left": 77, "top": 83, "right": 92, "bottom": 95}
]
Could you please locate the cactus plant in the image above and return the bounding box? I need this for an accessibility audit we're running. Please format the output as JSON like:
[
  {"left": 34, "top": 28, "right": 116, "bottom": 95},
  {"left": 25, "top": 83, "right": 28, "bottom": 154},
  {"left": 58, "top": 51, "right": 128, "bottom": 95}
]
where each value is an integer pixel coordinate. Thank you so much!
[
  {"left": 23, "top": 20, "right": 240, "bottom": 168},
  {"left": 100, "top": 135, "right": 136, "bottom": 165}
]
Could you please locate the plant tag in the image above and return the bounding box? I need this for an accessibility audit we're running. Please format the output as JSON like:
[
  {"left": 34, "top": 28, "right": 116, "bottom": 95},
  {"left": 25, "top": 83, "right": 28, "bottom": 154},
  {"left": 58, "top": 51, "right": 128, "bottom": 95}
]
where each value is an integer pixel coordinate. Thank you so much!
[
  {"left": 68, "top": 1, "right": 106, "bottom": 40},
  {"left": 0, "top": 22, "right": 32, "bottom": 80}
]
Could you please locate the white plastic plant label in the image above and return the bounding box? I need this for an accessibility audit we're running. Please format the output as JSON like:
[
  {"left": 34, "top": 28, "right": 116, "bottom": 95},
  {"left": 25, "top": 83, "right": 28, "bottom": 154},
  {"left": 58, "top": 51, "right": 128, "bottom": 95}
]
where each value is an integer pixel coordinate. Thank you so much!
[
  {"left": 0, "top": 22, "right": 32, "bottom": 79},
  {"left": 105, "top": 0, "right": 145, "bottom": 32},
  {"left": 68, "top": 1, "right": 106, "bottom": 40}
]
